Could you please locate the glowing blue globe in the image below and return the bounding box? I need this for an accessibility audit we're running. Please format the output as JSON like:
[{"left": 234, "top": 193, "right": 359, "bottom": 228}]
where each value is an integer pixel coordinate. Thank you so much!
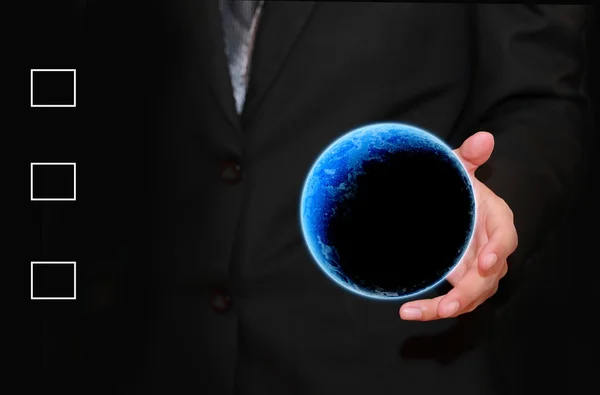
[{"left": 300, "top": 123, "right": 476, "bottom": 300}]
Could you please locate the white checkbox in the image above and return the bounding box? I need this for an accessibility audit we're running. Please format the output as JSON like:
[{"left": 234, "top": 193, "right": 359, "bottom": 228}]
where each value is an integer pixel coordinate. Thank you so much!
[
  {"left": 30, "top": 162, "right": 76, "bottom": 201},
  {"left": 30, "top": 69, "right": 76, "bottom": 107},
  {"left": 31, "top": 261, "right": 77, "bottom": 300}
]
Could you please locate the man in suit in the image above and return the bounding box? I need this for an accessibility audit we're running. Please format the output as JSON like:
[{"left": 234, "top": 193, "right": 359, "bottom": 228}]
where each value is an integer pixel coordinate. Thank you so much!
[
  {"left": 222, "top": 0, "right": 518, "bottom": 324},
  {"left": 40, "top": 2, "right": 592, "bottom": 395}
]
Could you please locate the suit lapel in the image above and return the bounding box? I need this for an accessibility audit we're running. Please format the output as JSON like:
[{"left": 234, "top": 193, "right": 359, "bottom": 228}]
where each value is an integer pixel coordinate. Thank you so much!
[{"left": 242, "top": 1, "right": 317, "bottom": 123}]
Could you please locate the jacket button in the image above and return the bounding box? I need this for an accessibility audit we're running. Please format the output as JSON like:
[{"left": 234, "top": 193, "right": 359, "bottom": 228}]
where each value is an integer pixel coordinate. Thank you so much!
[
  {"left": 210, "top": 288, "right": 232, "bottom": 313},
  {"left": 220, "top": 160, "right": 242, "bottom": 184}
]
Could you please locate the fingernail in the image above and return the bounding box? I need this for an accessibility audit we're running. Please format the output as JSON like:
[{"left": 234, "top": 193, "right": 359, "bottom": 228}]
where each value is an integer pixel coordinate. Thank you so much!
[
  {"left": 443, "top": 301, "right": 459, "bottom": 317},
  {"left": 483, "top": 253, "right": 497, "bottom": 269},
  {"left": 402, "top": 307, "right": 422, "bottom": 320}
]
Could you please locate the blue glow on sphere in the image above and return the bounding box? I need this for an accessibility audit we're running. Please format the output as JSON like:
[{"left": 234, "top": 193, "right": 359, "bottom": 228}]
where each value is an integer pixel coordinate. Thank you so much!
[{"left": 299, "top": 122, "right": 476, "bottom": 300}]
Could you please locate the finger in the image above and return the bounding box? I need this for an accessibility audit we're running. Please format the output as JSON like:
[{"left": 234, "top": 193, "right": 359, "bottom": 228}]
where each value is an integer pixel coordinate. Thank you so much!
[
  {"left": 454, "top": 131, "right": 494, "bottom": 173},
  {"left": 400, "top": 264, "right": 507, "bottom": 321},
  {"left": 400, "top": 296, "right": 443, "bottom": 321},
  {"left": 400, "top": 256, "right": 477, "bottom": 321},
  {"left": 446, "top": 249, "right": 474, "bottom": 285},
  {"left": 478, "top": 219, "right": 518, "bottom": 273},
  {"left": 499, "top": 262, "right": 508, "bottom": 279},
  {"left": 400, "top": 282, "right": 483, "bottom": 321},
  {"left": 436, "top": 267, "right": 495, "bottom": 318},
  {"left": 462, "top": 280, "right": 500, "bottom": 314},
  {"left": 461, "top": 300, "right": 479, "bottom": 315},
  {"left": 400, "top": 277, "right": 494, "bottom": 321}
]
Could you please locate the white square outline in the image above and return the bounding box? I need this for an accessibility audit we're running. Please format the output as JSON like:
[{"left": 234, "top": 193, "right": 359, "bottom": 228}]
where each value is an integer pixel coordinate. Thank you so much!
[
  {"left": 30, "top": 69, "right": 76, "bottom": 108},
  {"left": 31, "top": 261, "right": 77, "bottom": 300},
  {"left": 30, "top": 162, "right": 76, "bottom": 201}
]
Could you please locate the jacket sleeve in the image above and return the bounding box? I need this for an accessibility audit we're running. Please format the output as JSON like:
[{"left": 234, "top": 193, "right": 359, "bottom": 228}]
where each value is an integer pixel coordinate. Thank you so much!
[{"left": 455, "top": 5, "right": 593, "bottom": 277}]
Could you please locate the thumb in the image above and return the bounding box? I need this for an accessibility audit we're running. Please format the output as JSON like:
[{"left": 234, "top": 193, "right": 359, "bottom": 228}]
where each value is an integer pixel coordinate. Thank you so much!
[{"left": 454, "top": 131, "right": 494, "bottom": 173}]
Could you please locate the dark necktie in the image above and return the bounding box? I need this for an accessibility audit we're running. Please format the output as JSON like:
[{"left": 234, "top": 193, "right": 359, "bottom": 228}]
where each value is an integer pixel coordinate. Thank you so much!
[{"left": 220, "top": 0, "right": 264, "bottom": 114}]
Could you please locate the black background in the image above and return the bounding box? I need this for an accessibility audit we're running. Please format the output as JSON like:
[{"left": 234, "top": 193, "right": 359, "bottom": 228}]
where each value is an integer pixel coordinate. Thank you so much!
[{"left": 27, "top": 2, "right": 598, "bottom": 394}]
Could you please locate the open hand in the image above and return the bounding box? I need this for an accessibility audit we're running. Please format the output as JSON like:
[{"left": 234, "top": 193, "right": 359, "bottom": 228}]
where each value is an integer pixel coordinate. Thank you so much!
[{"left": 399, "top": 131, "right": 518, "bottom": 321}]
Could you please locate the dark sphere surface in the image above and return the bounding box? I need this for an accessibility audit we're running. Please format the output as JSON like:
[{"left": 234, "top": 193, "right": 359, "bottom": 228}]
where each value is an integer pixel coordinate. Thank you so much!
[{"left": 300, "top": 123, "right": 476, "bottom": 299}]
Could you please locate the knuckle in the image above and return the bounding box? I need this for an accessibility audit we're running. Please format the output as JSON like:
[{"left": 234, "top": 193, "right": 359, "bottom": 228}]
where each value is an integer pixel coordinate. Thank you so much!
[
  {"left": 463, "top": 292, "right": 480, "bottom": 307},
  {"left": 507, "top": 207, "right": 514, "bottom": 221},
  {"left": 502, "top": 199, "right": 514, "bottom": 218},
  {"left": 497, "top": 196, "right": 510, "bottom": 210},
  {"left": 491, "top": 283, "right": 499, "bottom": 295},
  {"left": 485, "top": 284, "right": 497, "bottom": 298}
]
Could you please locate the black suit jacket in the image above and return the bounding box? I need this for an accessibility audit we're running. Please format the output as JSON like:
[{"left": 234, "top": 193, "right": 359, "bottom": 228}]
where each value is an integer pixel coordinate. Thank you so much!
[{"left": 39, "top": 3, "right": 591, "bottom": 395}]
